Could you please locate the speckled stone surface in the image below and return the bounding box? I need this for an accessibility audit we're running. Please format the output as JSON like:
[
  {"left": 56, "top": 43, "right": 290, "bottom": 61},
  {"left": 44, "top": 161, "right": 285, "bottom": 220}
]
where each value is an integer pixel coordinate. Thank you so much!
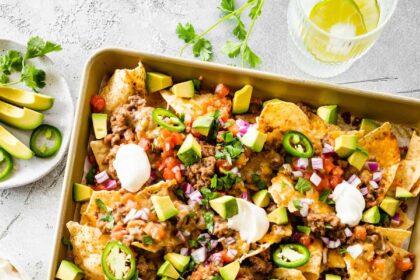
[{"left": 0, "top": 0, "right": 418, "bottom": 278}]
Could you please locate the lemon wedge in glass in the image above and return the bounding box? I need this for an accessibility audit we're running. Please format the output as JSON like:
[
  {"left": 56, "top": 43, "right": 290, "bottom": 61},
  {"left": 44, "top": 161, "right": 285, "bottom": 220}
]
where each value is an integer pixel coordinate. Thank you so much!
[{"left": 354, "top": 0, "right": 380, "bottom": 32}]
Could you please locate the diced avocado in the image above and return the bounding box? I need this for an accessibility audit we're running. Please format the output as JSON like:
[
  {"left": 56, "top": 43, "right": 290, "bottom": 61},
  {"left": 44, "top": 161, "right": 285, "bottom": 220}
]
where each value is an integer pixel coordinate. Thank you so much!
[
  {"left": 232, "top": 85, "right": 253, "bottom": 114},
  {"left": 146, "top": 72, "right": 173, "bottom": 93},
  {"left": 0, "top": 100, "right": 43, "bottom": 130},
  {"left": 240, "top": 128, "right": 267, "bottom": 152},
  {"left": 157, "top": 261, "right": 180, "bottom": 279},
  {"left": 210, "top": 196, "right": 239, "bottom": 219},
  {"left": 92, "top": 113, "right": 107, "bottom": 139},
  {"left": 219, "top": 261, "right": 240, "bottom": 280},
  {"left": 73, "top": 183, "right": 93, "bottom": 202},
  {"left": 171, "top": 80, "right": 195, "bottom": 98},
  {"left": 55, "top": 260, "right": 84, "bottom": 280},
  {"left": 0, "top": 125, "right": 33, "bottom": 160},
  {"left": 0, "top": 85, "right": 54, "bottom": 111},
  {"left": 334, "top": 134, "right": 357, "bottom": 158},
  {"left": 177, "top": 134, "right": 202, "bottom": 166},
  {"left": 317, "top": 105, "right": 338, "bottom": 124},
  {"left": 268, "top": 207, "right": 288, "bottom": 225},
  {"left": 192, "top": 116, "right": 214, "bottom": 137},
  {"left": 380, "top": 197, "right": 400, "bottom": 217},
  {"left": 361, "top": 206, "right": 380, "bottom": 224},
  {"left": 252, "top": 189, "right": 270, "bottom": 208},
  {"left": 347, "top": 148, "right": 368, "bottom": 170},
  {"left": 325, "top": 274, "right": 341, "bottom": 280},
  {"left": 164, "top": 253, "right": 191, "bottom": 272},
  {"left": 151, "top": 195, "right": 179, "bottom": 221},
  {"left": 395, "top": 187, "right": 415, "bottom": 199},
  {"left": 360, "top": 118, "right": 378, "bottom": 134},
  {"left": 262, "top": 99, "right": 281, "bottom": 107}
]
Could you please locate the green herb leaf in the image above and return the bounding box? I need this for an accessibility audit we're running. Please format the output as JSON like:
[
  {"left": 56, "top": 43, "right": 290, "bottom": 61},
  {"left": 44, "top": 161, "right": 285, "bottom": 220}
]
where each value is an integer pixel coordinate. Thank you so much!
[
  {"left": 211, "top": 274, "right": 223, "bottom": 280},
  {"left": 142, "top": 235, "right": 154, "bottom": 245},
  {"left": 252, "top": 173, "right": 268, "bottom": 190},
  {"left": 201, "top": 187, "right": 221, "bottom": 208},
  {"left": 293, "top": 199, "right": 302, "bottom": 210},
  {"left": 297, "top": 225, "right": 311, "bottom": 236},
  {"left": 204, "top": 211, "right": 215, "bottom": 233},
  {"left": 221, "top": 131, "right": 235, "bottom": 143},
  {"left": 193, "top": 38, "right": 213, "bottom": 61},
  {"left": 188, "top": 239, "right": 199, "bottom": 248},
  {"left": 219, "top": 0, "right": 235, "bottom": 14},
  {"left": 176, "top": 23, "right": 197, "bottom": 43},
  {"left": 188, "top": 211, "right": 197, "bottom": 218},
  {"left": 61, "top": 236, "right": 73, "bottom": 250},
  {"left": 249, "top": 0, "right": 263, "bottom": 19},
  {"left": 339, "top": 247, "right": 348, "bottom": 254},
  {"left": 233, "top": 16, "right": 246, "bottom": 40},
  {"left": 0, "top": 50, "right": 23, "bottom": 74},
  {"left": 0, "top": 73, "right": 9, "bottom": 84},
  {"left": 21, "top": 64, "right": 46, "bottom": 91},
  {"left": 295, "top": 178, "right": 312, "bottom": 193},
  {"left": 192, "top": 78, "right": 201, "bottom": 90},
  {"left": 222, "top": 41, "right": 242, "bottom": 58},
  {"left": 319, "top": 189, "right": 331, "bottom": 203},
  {"left": 25, "top": 36, "right": 62, "bottom": 59},
  {"left": 95, "top": 198, "right": 108, "bottom": 212},
  {"left": 86, "top": 167, "right": 96, "bottom": 185},
  {"left": 243, "top": 46, "right": 261, "bottom": 68},
  {"left": 325, "top": 223, "right": 333, "bottom": 230}
]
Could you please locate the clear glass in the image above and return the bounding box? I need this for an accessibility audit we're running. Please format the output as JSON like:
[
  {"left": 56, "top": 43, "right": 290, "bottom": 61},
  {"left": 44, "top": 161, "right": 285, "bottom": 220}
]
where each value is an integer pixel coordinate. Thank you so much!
[{"left": 287, "top": 0, "right": 398, "bottom": 78}]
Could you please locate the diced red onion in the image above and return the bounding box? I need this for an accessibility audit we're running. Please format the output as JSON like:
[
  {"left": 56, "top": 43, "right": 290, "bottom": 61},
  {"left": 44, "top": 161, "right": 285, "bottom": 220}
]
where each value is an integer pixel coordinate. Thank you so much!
[
  {"left": 180, "top": 164, "right": 186, "bottom": 171},
  {"left": 95, "top": 170, "right": 109, "bottom": 184},
  {"left": 310, "top": 172, "right": 322, "bottom": 186},
  {"left": 292, "top": 171, "right": 303, "bottom": 177},
  {"left": 391, "top": 212, "right": 401, "bottom": 226},
  {"left": 311, "top": 157, "right": 324, "bottom": 170},
  {"left": 188, "top": 190, "right": 203, "bottom": 203},
  {"left": 182, "top": 230, "right": 191, "bottom": 237},
  {"left": 291, "top": 232, "right": 301, "bottom": 242},
  {"left": 133, "top": 208, "right": 150, "bottom": 221},
  {"left": 241, "top": 191, "right": 249, "bottom": 201},
  {"left": 191, "top": 247, "right": 207, "bottom": 263},
  {"left": 104, "top": 179, "right": 118, "bottom": 190},
  {"left": 299, "top": 203, "right": 309, "bottom": 217},
  {"left": 236, "top": 119, "right": 250, "bottom": 136},
  {"left": 180, "top": 247, "right": 189, "bottom": 256},
  {"left": 369, "top": 180, "right": 379, "bottom": 189},
  {"left": 360, "top": 187, "right": 368, "bottom": 196},
  {"left": 210, "top": 240, "right": 218, "bottom": 250},
  {"left": 327, "top": 239, "right": 341, "bottom": 249},
  {"left": 322, "top": 144, "right": 335, "bottom": 154},
  {"left": 297, "top": 158, "right": 309, "bottom": 170},
  {"left": 348, "top": 175, "right": 361, "bottom": 187},
  {"left": 347, "top": 244, "right": 363, "bottom": 259},
  {"left": 176, "top": 231, "right": 186, "bottom": 242},
  {"left": 372, "top": 171, "right": 382, "bottom": 182},
  {"left": 198, "top": 233, "right": 211, "bottom": 246},
  {"left": 226, "top": 248, "right": 238, "bottom": 259},
  {"left": 282, "top": 164, "right": 292, "bottom": 172},
  {"left": 321, "top": 237, "right": 330, "bottom": 244},
  {"left": 209, "top": 252, "right": 223, "bottom": 265},
  {"left": 123, "top": 209, "right": 137, "bottom": 224},
  {"left": 225, "top": 237, "right": 236, "bottom": 245},
  {"left": 172, "top": 165, "right": 181, "bottom": 174},
  {"left": 347, "top": 174, "right": 357, "bottom": 184},
  {"left": 366, "top": 161, "right": 379, "bottom": 172},
  {"left": 344, "top": 227, "right": 353, "bottom": 237},
  {"left": 182, "top": 183, "right": 194, "bottom": 195}
]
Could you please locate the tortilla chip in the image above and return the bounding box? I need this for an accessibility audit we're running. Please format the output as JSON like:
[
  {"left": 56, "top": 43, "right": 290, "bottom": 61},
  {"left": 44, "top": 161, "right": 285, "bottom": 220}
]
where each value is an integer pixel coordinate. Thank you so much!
[
  {"left": 327, "top": 249, "right": 346, "bottom": 269},
  {"left": 100, "top": 62, "right": 146, "bottom": 114},
  {"left": 90, "top": 140, "right": 110, "bottom": 172},
  {"left": 134, "top": 179, "right": 177, "bottom": 206},
  {"left": 377, "top": 163, "right": 399, "bottom": 202},
  {"left": 406, "top": 131, "right": 420, "bottom": 160},
  {"left": 298, "top": 239, "right": 323, "bottom": 280},
  {"left": 391, "top": 209, "right": 414, "bottom": 230},
  {"left": 411, "top": 177, "right": 420, "bottom": 197},
  {"left": 259, "top": 224, "right": 293, "bottom": 244},
  {"left": 160, "top": 90, "right": 217, "bottom": 117},
  {"left": 132, "top": 241, "right": 160, "bottom": 253},
  {"left": 67, "top": 221, "right": 109, "bottom": 280},
  {"left": 238, "top": 243, "right": 271, "bottom": 263},
  {"left": 308, "top": 112, "right": 328, "bottom": 140},
  {"left": 269, "top": 173, "right": 302, "bottom": 208},
  {"left": 271, "top": 268, "right": 306, "bottom": 280},
  {"left": 306, "top": 189, "right": 334, "bottom": 214},
  {"left": 359, "top": 122, "right": 400, "bottom": 166},
  {"left": 374, "top": 227, "right": 411, "bottom": 247},
  {"left": 391, "top": 160, "right": 420, "bottom": 195},
  {"left": 81, "top": 191, "right": 121, "bottom": 227}
]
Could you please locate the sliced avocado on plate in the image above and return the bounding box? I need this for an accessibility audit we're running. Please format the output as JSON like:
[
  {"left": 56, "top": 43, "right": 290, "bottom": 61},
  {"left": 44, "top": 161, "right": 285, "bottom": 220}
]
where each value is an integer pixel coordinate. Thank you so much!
[
  {"left": 0, "top": 125, "right": 33, "bottom": 160},
  {"left": 0, "top": 100, "right": 43, "bottom": 130},
  {"left": 0, "top": 86, "right": 54, "bottom": 111}
]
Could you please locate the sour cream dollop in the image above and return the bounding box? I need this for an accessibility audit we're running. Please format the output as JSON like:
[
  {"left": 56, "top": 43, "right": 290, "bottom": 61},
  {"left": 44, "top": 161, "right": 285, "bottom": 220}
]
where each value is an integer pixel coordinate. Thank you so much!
[
  {"left": 332, "top": 181, "right": 365, "bottom": 227},
  {"left": 0, "top": 258, "right": 24, "bottom": 280},
  {"left": 113, "top": 144, "right": 151, "bottom": 192},
  {"left": 227, "top": 198, "right": 270, "bottom": 243}
]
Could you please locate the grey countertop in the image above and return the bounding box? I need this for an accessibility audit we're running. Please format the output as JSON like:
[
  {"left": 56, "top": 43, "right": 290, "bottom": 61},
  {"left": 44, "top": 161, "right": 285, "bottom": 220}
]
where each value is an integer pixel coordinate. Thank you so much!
[{"left": 0, "top": 0, "right": 418, "bottom": 279}]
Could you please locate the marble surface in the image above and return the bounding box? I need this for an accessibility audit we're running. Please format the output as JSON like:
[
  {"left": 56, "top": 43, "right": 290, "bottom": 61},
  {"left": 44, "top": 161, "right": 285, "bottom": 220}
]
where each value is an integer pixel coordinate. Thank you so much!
[{"left": 0, "top": 0, "right": 418, "bottom": 279}]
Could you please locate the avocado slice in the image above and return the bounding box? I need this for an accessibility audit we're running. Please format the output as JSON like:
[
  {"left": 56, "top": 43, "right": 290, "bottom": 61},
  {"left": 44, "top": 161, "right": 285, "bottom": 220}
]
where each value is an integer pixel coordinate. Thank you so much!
[
  {"left": 192, "top": 115, "right": 213, "bottom": 137},
  {"left": 395, "top": 187, "right": 415, "bottom": 199},
  {"left": 0, "top": 86, "right": 54, "bottom": 111},
  {"left": 252, "top": 189, "right": 270, "bottom": 208},
  {"left": 219, "top": 261, "right": 240, "bottom": 280},
  {"left": 232, "top": 85, "right": 253, "bottom": 114},
  {"left": 0, "top": 125, "right": 33, "bottom": 160},
  {"left": 268, "top": 207, "right": 288, "bottom": 225},
  {"left": 177, "top": 134, "right": 202, "bottom": 166},
  {"left": 171, "top": 80, "right": 195, "bottom": 98},
  {"left": 380, "top": 196, "right": 400, "bottom": 217},
  {"left": 146, "top": 72, "right": 173, "bottom": 93},
  {"left": 164, "top": 253, "right": 191, "bottom": 272},
  {"left": 334, "top": 134, "right": 357, "bottom": 158},
  {"left": 151, "top": 195, "right": 179, "bottom": 221},
  {"left": 347, "top": 148, "right": 368, "bottom": 170},
  {"left": 91, "top": 113, "right": 108, "bottom": 139},
  {"left": 209, "top": 195, "right": 238, "bottom": 219},
  {"left": 361, "top": 206, "right": 380, "bottom": 224},
  {"left": 240, "top": 128, "right": 267, "bottom": 152},
  {"left": 55, "top": 260, "right": 84, "bottom": 280},
  {"left": 325, "top": 274, "right": 341, "bottom": 280},
  {"left": 157, "top": 261, "right": 180, "bottom": 279},
  {"left": 262, "top": 98, "right": 281, "bottom": 107},
  {"left": 0, "top": 100, "right": 43, "bottom": 130},
  {"left": 73, "top": 183, "right": 93, "bottom": 202},
  {"left": 317, "top": 105, "right": 338, "bottom": 124},
  {"left": 360, "top": 118, "right": 378, "bottom": 134}
]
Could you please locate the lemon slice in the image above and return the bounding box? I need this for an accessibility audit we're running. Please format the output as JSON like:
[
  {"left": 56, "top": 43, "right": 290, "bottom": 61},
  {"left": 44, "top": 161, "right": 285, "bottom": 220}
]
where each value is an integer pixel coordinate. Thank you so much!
[{"left": 354, "top": 0, "right": 380, "bottom": 32}]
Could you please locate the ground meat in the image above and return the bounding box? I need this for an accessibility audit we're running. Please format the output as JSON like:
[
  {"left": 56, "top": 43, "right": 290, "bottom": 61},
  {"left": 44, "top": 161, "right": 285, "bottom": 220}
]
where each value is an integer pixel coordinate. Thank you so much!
[
  {"left": 307, "top": 213, "right": 347, "bottom": 242},
  {"left": 247, "top": 249, "right": 273, "bottom": 274},
  {"left": 188, "top": 263, "right": 218, "bottom": 280},
  {"left": 137, "top": 254, "right": 161, "bottom": 280},
  {"left": 200, "top": 142, "right": 216, "bottom": 157},
  {"left": 236, "top": 268, "right": 254, "bottom": 280},
  {"left": 185, "top": 156, "right": 216, "bottom": 189}
]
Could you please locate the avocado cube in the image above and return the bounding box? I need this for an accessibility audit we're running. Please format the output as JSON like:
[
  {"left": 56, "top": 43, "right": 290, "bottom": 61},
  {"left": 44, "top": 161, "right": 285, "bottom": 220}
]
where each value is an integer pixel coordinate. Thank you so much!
[
  {"left": 192, "top": 116, "right": 214, "bottom": 137},
  {"left": 73, "top": 183, "right": 93, "bottom": 202},
  {"left": 210, "top": 196, "right": 238, "bottom": 219},
  {"left": 171, "top": 80, "right": 195, "bottom": 98},
  {"left": 232, "top": 85, "right": 253, "bottom": 114},
  {"left": 177, "top": 134, "right": 202, "bottom": 166},
  {"left": 157, "top": 261, "right": 180, "bottom": 279},
  {"left": 151, "top": 195, "right": 179, "bottom": 221},
  {"left": 262, "top": 98, "right": 281, "bottom": 107},
  {"left": 241, "top": 128, "right": 267, "bottom": 152},
  {"left": 164, "top": 253, "right": 191, "bottom": 272},
  {"left": 360, "top": 118, "right": 378, "bottom": 134},
  {"left": 252, "top": 190, "right": 270, "bottom": 208},
  {"left": 267, "top": 207, "right": 288, "bottom": 225},
  {"left": 334, "top": 134, "right": 357, "bottom": 158},
  {"left": 317, "top": 105, "right": 338, "bottom": 124},
  {"left": 380, "top": 197, "right": 400, "bottom": 217},
  {"left": 347, "top": 149, "right": 368, "bottom": 171},
  {"left": 325, "top": 274, "right": 341, "bottom": 280},
  {"left": 361, "top": 206, "right": 380, "bottom": 224},
  {"left": 219, "top": 261, "right": 240, "bottom": 280},
  {"left": 395, "top": 187, "right": 415, "bottom": 199},
  {"left": 55, "top": 260, "right": 84, "bottom": 280},
  {"left": 146, "top": 72, "right": 173, "bottom": 93},
  {"left": 91, "top": 113, "right": 108, "bottom": 140}
]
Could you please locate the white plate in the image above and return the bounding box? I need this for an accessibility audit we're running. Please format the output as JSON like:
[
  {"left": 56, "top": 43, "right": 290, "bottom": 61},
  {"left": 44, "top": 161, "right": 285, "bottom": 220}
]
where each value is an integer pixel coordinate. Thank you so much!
[{"left": 0, "top": 39, "right": 73, "bottom": 189}]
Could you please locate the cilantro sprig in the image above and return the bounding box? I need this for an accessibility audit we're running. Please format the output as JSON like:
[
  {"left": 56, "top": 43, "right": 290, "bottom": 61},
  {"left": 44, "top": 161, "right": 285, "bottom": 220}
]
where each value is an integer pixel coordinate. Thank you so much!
[{"left": 0, "top": 36, "right": 62, "bottom": 91}]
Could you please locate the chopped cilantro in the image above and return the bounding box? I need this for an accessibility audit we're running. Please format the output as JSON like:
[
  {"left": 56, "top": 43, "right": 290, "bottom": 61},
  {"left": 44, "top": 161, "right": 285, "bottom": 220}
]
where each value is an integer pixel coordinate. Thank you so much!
[
  {"left": 192, "top": 78, "right": 201, "bottom": 90},
  {"left": 96, "top": 199, "right": 114, "bottom": 229},
  {"left": 175, "top": 187, "right": 186, "bottom": 200},
  {"left": 252, "top": 173, "right": 267, "bottom": 190},
  {"left": 319, "top": 189, "right": 331, "bottom": 203},
  {"left": 325, "top": 224, "right": 333, "bottom": 230},
  {"left": 85, "top": 167, "right": 96, "bottom": 185},
  {"left": 142, "top": 235, "right": 154, "bottom": 245},
  {"left": 188, "top": 211, "right": 197, "bottom": 218},
  {"left": 188, "top": 239, "right": 198, "bottom": 248},
  {"left": 61, "top": 236, "right": 73, "bottom": 250},
  {"left": 294, "top": 178, "right": 312, "bottom": 193},
  {"left": 211, "top": 275, "right": 223, "bottom": 280},
  {"left": 339, "top": 247, "right": 348, "bottom": 254},
  {"left": 223, "top": 120, "right": 235, "bottom": 128},
  {"left": 210, "top": 172, "right": 241, "bottom": 191},
  {"left": 201, "top": 187, "right": 221, "bottom": 208},
  {"left": 204, "top": 211, "right": 215, "bottom": 233},
  {"left": 293, "top": 199, "right": 302, "bottom": 210}
]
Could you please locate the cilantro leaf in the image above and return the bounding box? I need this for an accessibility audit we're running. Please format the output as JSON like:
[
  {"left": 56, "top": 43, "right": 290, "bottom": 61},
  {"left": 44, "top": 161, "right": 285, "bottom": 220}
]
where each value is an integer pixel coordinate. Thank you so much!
[
  {"left": 192, "top": 78, "right": 201, "bottom": 90},
  {"left": 0, "top": 50, "right": 23, "bottom": 74},
  {"left": 61, "top": 236, "right": 73, "bottom": 250},
  {"left": 204, "top": 211, "right": 215, "bottom": 233},
  {"left": 243, "top": 46, "right": 261, "bottom": 68},
  {"left": 201, "top": 187, "right": 221, "bottom": 208},
  {"left": 0, "top": 73, "right": 9, "bottom": 84},
  {"left": 176, "top": 23, "right": 197, "bottom": 43},
  {"left": 249, "top": 0, "right": 263, "bottom": 19},
  {"left": 222, "top": 41, "right": 242, "bottom": 58},
  {"left": 233, "top": 16, "right": 246, "bottom": 40},
  {"left": 252, "top": 173, "right": 267, "bottom": 190},
  {"left": 25, "top": 36, "right": 62, "bottom": 59},
  {"left": 294, "top": 178, "right": 312, "bottom": 193},
  {"left": 85, "top": 167, "right": 96, "bottom": 185},
  {"left": 219, "top": 0, "right": 235, "bottom": 14},
  {"left": 319, "top": 189, "right": 331, "bottom": 203},
  {"left": 21, "top": 64, "right": 46, "bottom": 91},
  {"left": 193, "top": 38, "right": 213, "bottom": 61},
  {"left": 142, "top": 235, "right": 154, "bottom": 245},
  {"left": 293, "top": 199, "right": 302, "bottom": 210},
  {"left": 211, "top": 172, "right": 241, "bottom": 190},
  {"left": 95, "top": 198, "right": 109, "bottom": 212}
]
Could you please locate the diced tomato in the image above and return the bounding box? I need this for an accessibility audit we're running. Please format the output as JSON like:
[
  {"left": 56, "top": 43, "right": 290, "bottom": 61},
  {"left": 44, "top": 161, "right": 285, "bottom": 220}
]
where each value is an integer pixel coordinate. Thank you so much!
[
  {"left": 160, "top": 156, "right": 183, "bottom": 183},
  {"left": 331, "top": 166, "right": 344, "bottom": 177},
  {"left": 372, "top": 258, "right": 386, "bottom": 271},
  {"left": 221, "top": 249, "right": 235, "bottom": 263},
  {"left": 315, "top": 175, "right": 331, "bottom": 191},
  {"left": 396, "top": 257, "right": 414, "bottom": 272},
  {"left": 299, "top": 234, "right": 311, "bottom": 247},
  {"left": 215, "top": 84, "right": 230, "bottom": 98},
  {"left": 216, "top": 160, "right": 232, "bottom": 172},
  {"left": 353, "top": 226, "right": 367, "bottom": 241},
  {"left": 323, "top": 157, "right": 335, "bottom": 174},
  {"left": 329, "top": 175, "right": 343, "bottom": 188},
  {"left": 139, "top": 138, "right": 151, "bottom": 152},
  {"left": 90, "top": 95, "right": 106, "bottom": 113},
  {"left": 292, "top": 158, "right": 300, "bottom": 171}
]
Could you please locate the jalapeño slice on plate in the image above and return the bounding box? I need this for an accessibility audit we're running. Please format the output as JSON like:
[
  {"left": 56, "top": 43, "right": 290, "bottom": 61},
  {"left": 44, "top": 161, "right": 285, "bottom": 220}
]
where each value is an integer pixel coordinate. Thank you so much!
[
  {"left": 273, "top": 243, "right": 310, "bottom": 268},
  {"left": 30, "top": 124, "right": 62, "bottom": 158},
  {"left": 282, "top": 130, "right": 314, "bottom": 158},
  {"left": 0, "top": 148, "right": 13, "bottom": 180},
  {"left": 152, "top": 108, "right": 185, "bottom": 132},
  {"left": 101, "top": 241, "right": 136, "bottom": 280}
]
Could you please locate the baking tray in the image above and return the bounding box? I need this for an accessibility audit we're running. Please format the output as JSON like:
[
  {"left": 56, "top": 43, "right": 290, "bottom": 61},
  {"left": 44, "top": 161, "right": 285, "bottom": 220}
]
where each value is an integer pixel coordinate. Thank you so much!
[{"left": 48, "top": 48, "right": 420, "bottom": 279}]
